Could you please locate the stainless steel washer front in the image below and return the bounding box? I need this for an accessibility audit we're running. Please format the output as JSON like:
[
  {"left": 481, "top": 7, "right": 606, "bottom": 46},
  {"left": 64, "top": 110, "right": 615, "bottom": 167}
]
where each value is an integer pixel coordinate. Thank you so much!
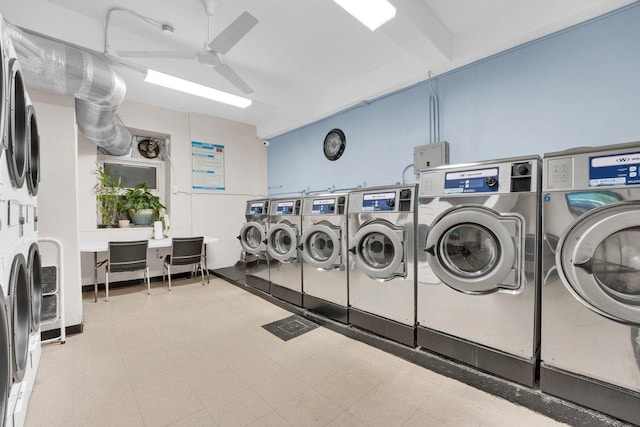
[
  {"left": 541, "top": 142, "right": 640, "bottom": 426},
  {"left": 417, "top": 156, "right": 541, "bottom": 387},
  {"left": 240, "top": 199, "right": 270, "bottom": 293},
  {"left": 301, "top": 195, "right": 349, "bottom": 323}
]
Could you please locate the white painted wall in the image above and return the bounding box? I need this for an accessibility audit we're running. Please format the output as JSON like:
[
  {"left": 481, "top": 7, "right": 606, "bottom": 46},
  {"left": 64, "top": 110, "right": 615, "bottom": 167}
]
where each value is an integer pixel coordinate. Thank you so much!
[
  {"left": 30, "top": 92, "right": 266, "bottom": 329},
  {"left": 29, "top": 90, "right": 83, "bottom": 327}
]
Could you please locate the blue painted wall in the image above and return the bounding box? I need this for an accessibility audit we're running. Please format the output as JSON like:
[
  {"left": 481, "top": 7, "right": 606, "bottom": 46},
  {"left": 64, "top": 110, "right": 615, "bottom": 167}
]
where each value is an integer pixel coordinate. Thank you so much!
[{"left": 268, "top": 4, "right": 640, "bottom": 195}]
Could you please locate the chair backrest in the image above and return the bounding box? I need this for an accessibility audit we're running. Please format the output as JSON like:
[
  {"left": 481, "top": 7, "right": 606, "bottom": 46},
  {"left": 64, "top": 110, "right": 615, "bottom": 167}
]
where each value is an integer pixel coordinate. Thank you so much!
[
  {"left": 108, "top": 240, "right": 149, "bottom": 273},
  {"left": 170, "top": 237, "right": 204, "bottom": 266}
]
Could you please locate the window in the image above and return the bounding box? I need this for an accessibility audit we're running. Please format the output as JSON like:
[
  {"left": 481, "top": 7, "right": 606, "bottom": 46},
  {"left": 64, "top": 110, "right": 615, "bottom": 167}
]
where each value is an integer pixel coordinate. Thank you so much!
[{"left": 98, "top": 155, "right": 164, "bottom": 198}]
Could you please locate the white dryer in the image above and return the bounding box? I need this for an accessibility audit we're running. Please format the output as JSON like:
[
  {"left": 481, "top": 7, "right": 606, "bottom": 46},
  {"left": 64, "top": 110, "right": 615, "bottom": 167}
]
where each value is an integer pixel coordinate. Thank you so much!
[
  {"left": 417, "top": 156, "right": 541, "bottom": 386},
  {"left": 300, "top": 194, "right": 349, "bottom": 323},
  {"left": 0, "top": 260, "right": 11, "bottom": 427},
  {"left": 267, "top": 198, "right": 303, "bottom": 306},
  {"left": 347, "top": 185, "right": 417, "bottom": 347},
  {"left": 238, "top": 199, "right": 270, "bottom": 293},
  {"left": 541, "top": 142, "right": 640, "bottom": 425}
]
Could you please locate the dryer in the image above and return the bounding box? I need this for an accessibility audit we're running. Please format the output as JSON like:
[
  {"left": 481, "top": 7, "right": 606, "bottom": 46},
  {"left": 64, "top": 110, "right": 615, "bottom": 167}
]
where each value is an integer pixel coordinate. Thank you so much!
[
  {"left": 238, "top": 199, "right": 270, "bottom": 293},
  {"left": 417, "top": 156, "right": 541, "bottom": 386},
  {"left": 541, "top": 142, "right": 640, "bottom": 425},
  {"left": 347, "top": 185, "right": 417, "bottom": 347},
  {"left": 266, "top": 198, "right": 303, "bottom": 306},
  {"left": 300, "top": 194, "right": 349, "bottom": 323}
]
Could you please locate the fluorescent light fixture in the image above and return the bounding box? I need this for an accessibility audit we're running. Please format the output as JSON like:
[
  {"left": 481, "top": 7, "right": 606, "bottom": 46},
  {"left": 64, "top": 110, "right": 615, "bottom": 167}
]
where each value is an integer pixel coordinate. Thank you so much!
[
  {"left": 144, "top": 69, "right": 252, "bottom": 108},
  {"left": 334, "top": 0, "right": 397, "bottom": 31}
]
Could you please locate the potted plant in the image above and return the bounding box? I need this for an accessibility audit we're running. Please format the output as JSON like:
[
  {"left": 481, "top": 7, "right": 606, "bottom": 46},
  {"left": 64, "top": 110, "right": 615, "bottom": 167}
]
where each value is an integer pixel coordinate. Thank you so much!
[
  {"left": 121, "top": 183, "right": 166, "bottom": 225},
  {"left": 93, "top": 165, "right": 122, "bottom": 228}
]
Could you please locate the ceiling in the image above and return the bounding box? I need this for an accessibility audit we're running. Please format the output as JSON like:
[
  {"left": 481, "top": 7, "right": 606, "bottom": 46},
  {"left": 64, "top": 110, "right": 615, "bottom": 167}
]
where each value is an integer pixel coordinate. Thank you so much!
[{"left": 0, "top": 0, "right": 635, "bottom": 138}]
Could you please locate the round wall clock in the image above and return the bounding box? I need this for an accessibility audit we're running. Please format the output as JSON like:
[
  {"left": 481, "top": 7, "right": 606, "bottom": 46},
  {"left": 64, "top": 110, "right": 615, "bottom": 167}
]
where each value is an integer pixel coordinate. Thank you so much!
[{"left": 323, "top": 128, "right": 346, "bottom": 161}]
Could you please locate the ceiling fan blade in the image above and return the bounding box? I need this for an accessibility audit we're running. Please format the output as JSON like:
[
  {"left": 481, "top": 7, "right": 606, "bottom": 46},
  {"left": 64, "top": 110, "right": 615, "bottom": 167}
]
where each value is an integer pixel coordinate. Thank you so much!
[
  {"left": 207, "top": 11, "right": 258, "bottom": 54},
  {"left": 116, "top": 50, "right": 195, "bottom": 60},
  {"left": 213, "top": 62, "right": 253, "bottom": 94}
]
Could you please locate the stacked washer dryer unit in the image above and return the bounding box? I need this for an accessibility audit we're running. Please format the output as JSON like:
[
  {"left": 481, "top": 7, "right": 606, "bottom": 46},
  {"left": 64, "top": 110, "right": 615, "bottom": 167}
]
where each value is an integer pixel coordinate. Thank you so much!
[
  {"left": 347, "top": 185, "right": 417, "bottom": 346},
  {"left": 0, "top": 19, "right": 42, "bottom": 427},
  {"left": 541, "top": 142, "right": 640, "bottom": 425},
  {"left": 238, "top": 199, "right": 271, "bottom": 293},
  {"left": 417, "top": 156, "right": 541, "bottom": 386},
  {"left": 266, "top": 198, "right": 303, "bottom": 306},
  {"left": 300, "top": 194, "right": 349, "bottom": 323}
]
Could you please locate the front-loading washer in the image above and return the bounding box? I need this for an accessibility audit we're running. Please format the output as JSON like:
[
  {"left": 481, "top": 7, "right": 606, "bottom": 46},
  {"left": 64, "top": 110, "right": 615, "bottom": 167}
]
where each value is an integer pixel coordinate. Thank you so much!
[
  {"left": 238, "top": 199, "right": 270, "bottom": 293},
  {"left": 417, "top": 156, "right": 541, "bottom": 386},
  {"left": 266, "top": 198, "right": 303, "bottom": 306},
  {"left": 541, "top": 141, "right": 640, "bottom": 425},
  {"left": 300, "top": 194, "right": 349, "bottom": 323},
  {"left": 347, "top": 185, "right": 417, "bottom": 347}
]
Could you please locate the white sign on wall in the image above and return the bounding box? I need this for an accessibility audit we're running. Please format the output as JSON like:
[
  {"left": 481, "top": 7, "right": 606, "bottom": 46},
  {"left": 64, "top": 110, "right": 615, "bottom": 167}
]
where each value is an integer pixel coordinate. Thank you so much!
[{"left": 191, "top": 141, "right": 225, "bottom": 191}]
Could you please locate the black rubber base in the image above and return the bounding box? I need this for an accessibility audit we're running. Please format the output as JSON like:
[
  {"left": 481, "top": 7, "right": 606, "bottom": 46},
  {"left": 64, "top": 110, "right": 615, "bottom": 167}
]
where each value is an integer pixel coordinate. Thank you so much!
[
  {"left": 540, "top": 364, "right": 640, "bottom": 426},
  {"left": 349, "top": 308, "right": 415, "bottom": 347},
  {"left": 271, "top": 283, "right": 302, "bottom": 306},
  {"left": 417, "top": 326, "right": 536, "bottom": 387},
  {"left": 303, "top": 294, "right": 348, "bottom": 324},
  {"left": 246, "top": 275, "right": 270, "bottom": 293}
]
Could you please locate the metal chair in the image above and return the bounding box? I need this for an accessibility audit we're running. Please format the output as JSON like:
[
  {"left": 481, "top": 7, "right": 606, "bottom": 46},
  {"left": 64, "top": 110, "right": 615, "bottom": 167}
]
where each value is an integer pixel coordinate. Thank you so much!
[
  {"left": 96, "top": 240, "right": 150, "bottom": 301},
  {"left": 163, "top": 237, "right": 206, "bottom": 290}
]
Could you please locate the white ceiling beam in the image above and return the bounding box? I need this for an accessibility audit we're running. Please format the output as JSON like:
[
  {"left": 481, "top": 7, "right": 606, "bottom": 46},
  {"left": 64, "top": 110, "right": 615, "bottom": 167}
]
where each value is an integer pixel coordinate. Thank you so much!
[{"left": 382, "top": 0, "right": 452, "bottom": 62}]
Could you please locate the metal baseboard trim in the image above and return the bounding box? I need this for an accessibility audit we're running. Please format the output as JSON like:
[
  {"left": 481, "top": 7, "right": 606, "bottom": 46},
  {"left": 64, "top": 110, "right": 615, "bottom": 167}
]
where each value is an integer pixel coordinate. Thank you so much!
[
  {"left": 540, "top": 364, "right": 640, "bottom": 426},
  {"left": 213, "top": 267, "right": 626, "bottom": 426},
  {"left": 271, "top": 283, "right": 302, "bottom": 306},
  {"left": 302, "top": 294, "right": 348, "bottom": 324},
  {"left": 417, "top": 326, "right": 536, "bottom": 387},
  {"left": 349, "top": 308, "right": 415, "bottom": 347},
  {"left": 246, "top": 275, "right": 270, "bottom": 293}
]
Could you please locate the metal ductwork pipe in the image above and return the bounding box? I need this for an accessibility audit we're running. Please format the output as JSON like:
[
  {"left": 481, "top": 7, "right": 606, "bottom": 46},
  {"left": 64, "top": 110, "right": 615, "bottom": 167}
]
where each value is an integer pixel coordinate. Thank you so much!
[{"left": 4, "top": 21, "right": 131, "bottom": 155}]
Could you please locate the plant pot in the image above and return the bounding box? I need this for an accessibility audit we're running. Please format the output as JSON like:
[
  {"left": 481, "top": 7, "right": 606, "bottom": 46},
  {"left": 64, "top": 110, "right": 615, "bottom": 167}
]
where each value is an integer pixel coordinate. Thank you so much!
[
  {"left": 130, "top": 209, "right": 154, "bottom": 225},
  {"left": 118, "top": 219, "right": 130, "bottom": 228}
]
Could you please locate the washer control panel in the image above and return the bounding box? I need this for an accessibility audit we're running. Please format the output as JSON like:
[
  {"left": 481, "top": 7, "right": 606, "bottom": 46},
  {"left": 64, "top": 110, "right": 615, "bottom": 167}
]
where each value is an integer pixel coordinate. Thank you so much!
[
  {"left": 444, "top": 167, "right": 499, "bottom": 194},
  {"left": 589, "top": 151, "right": 640, "bottom": 187}
]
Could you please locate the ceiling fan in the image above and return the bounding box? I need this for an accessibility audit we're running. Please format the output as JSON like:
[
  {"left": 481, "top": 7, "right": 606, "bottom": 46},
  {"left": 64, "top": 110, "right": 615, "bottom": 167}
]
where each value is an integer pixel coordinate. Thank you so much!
[{"left": 116, "top": 0, "right": 258, "bottom": 94}]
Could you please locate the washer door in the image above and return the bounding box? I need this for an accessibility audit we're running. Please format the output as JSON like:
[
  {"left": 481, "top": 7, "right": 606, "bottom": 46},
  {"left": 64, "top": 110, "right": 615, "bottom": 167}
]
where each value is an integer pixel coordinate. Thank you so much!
[
  {"left": 238, "top": 221, "right": 267, "bottom": 255},
  {"left": 351, "top": 221, "right": 405, "bottom": 280},
  {"left": 0, "top": 288, "right": 11, "bottom": 427},
  {"left": 425, "top": 206, "right": 521, "bottom": 294},
  {"left": 26, "top": 105, "right": 40, "bottom": 196},
  {"left": 28, "top": 243, "right": 43, "bottom": 333},
  {"left": 557, "top": 202, "right": 640, "bottom": 325},
  {"left": 266, "top": 221, "right": 299, "bottom": 262},
  {"left": 10, "top": 253, "right": 29, "bottom": 383},
  {"left": 7, "top": 59, "right": 27, "bottom": 189},
  {"left": 300, "top": 222, "right": 342, "bottom": 269}
]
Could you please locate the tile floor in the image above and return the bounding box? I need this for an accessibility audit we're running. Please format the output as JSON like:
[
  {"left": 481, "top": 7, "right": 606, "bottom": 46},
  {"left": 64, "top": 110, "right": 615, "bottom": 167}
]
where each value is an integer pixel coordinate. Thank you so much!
[{"left": 26, "top": 277, "right": 566, "bottom": 426}]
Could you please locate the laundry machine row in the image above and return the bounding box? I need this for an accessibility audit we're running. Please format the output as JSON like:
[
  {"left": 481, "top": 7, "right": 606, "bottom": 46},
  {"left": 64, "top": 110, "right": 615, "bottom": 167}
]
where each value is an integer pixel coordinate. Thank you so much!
[
  {"left": 239, "top": 145, "right": 639, "bottom": 423},
  {"left": 0, "top": 14, "right": 42, "bottom": 427}
]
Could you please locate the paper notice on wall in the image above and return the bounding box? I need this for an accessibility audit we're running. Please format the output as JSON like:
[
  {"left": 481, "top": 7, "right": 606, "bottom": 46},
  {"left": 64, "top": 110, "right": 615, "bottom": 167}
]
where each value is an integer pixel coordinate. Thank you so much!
[{"left": 191, "top": 141, "right": 225, "bottom": 191}]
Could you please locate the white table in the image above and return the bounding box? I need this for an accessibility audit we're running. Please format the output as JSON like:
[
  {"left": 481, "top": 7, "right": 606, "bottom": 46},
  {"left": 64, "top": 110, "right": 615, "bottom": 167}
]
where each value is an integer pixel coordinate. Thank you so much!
[{"left": 80, "top": 236, "right": 219, "bottom": 302}]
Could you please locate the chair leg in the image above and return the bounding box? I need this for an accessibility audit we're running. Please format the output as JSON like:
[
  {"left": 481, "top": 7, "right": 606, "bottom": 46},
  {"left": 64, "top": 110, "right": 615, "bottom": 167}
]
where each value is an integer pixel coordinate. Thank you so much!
[
  {"left": 146, "top": 267, "right": 151, "bottom": 295},
  {"left": 167, "top": 265, "right": 172, "bottom": 291},
  {"left": 199, "top": 261, "right": 205, "bottom": 286},
  {"left": 105, "top": 271, "right": 109, "bottom": 302}
]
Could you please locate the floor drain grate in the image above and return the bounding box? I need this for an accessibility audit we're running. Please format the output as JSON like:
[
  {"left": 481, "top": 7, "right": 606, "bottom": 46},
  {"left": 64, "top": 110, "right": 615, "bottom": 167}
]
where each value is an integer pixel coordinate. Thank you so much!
[{"left": 262, "top": 315, "right": 319, "bottom": 341}]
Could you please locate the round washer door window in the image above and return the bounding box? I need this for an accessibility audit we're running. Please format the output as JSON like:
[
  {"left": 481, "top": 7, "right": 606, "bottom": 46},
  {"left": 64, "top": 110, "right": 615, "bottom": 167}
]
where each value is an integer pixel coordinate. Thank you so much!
[
  {"left": 238, "top": 221, "right": 267, "bottom": 255},
  {"left": 266, "top": 222, "right": 299, "bottom": 262},
  {"left": 0, "top": 287, "right": 11, "bottom": 427},
  {"left": 425, "top": 206, "right": 521, "bottom": 294},
  {"left": 351, "top": 221, "right": 405, "bottom": 280},
  {"left": 300, "top": 222, "right": 341, "bottom": 269},
  {"left": 558, "top": 202, "right": 640, "bottom": 325}
]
